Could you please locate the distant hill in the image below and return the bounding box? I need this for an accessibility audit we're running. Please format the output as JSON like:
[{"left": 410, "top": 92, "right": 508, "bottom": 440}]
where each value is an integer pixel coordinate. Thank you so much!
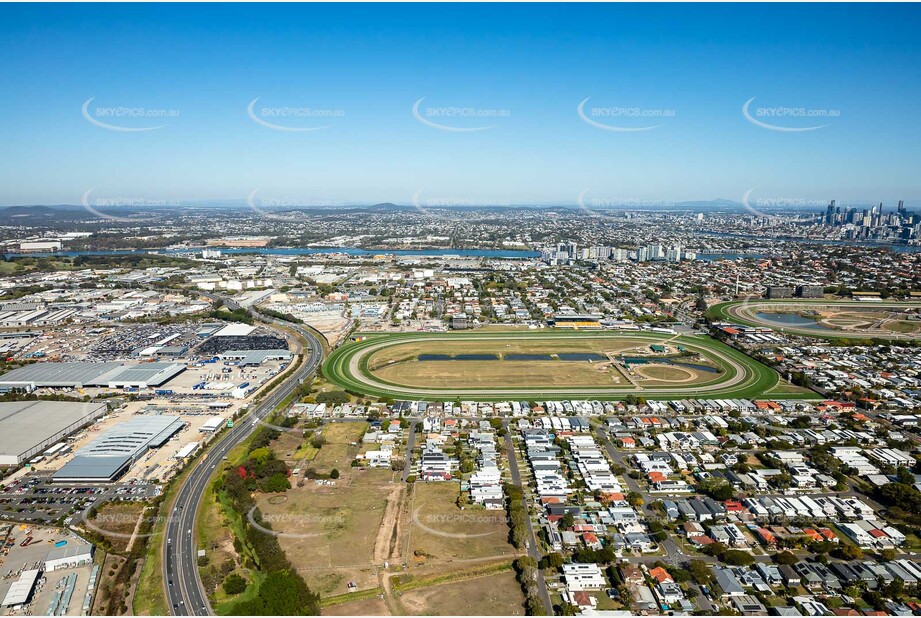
[{"left": 1, "top": 205, "right": 64, "bottom": 216}]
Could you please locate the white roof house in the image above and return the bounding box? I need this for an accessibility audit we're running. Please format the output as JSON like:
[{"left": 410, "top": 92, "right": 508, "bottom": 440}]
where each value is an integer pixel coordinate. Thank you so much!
[{"left": 562, "top": 563, "right": 606, "bottom": 591}]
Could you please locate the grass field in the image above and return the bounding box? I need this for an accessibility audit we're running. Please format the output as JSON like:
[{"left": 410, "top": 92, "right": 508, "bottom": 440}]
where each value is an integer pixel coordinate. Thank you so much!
[
  {"left": 325, "top": 330, "right": 811, "bottom": 400},
  {"left": 307, "top": 421, "right": 368, "bottom": 475},
  {"left": 408, "top": 482, "right": 517, "bottom": 564},
  {"left": 90, "top": 502, "right": 146, "bottom": 553},
  {"left": 375, "top": 358, "right": 629, "bottom": 388},
  {"left": 254, "top": 466, "right": 401, "bottom": 596},
  {"left": 323, "top": 595, "right": 390, "bottom": 615},
  {"left": 397, "top": 570, "right": 525, "bottom": 615}
]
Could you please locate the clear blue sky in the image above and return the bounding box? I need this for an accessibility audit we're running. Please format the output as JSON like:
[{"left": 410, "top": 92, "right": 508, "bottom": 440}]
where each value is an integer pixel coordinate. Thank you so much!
[{"left": 0, "top": 3, "right": 919, "bottom": 207}]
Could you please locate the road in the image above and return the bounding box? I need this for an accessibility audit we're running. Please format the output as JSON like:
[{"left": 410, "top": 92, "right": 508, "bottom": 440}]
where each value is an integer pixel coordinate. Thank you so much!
[
  {"left": 402, "top": 419, "right": 417, "bottom": 482},
  {"left": 502, "top": 421, "right": 553, "bottom": 614},
  {"left": 163, "top": 306, "right": 326, "bottom": 616},
  {"left": 593, "top": 425, "right": 713, "bottom": 610}
]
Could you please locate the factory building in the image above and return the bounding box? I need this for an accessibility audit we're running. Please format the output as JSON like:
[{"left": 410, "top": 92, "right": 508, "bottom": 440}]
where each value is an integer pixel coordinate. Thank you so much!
[
  {"left": 52, "top": 415, "right": 184, "bottom": 482},
  {"left": 0, "top": 401, "right": 108, "bottom": 466},
  {"left": 0, "top": 361, "right": 185, "bottom": 391}
]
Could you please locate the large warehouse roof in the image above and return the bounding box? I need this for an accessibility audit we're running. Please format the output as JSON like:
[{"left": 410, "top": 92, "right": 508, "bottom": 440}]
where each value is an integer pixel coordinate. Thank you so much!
[
  {"left": 79, "top": 415, "right": 185, "bottom": 456},
  {"left": 53, "top": 415, "right": 184, "bottom": 482},
  {"left": 213, "top": 323, "right": 256, "bottom": 337},
  {"left": 99, "top": 362, "right": 186, "bottom": 387},
  {"left": 219, "top": 349, "right": 292, "bottom": 365},
  {"left": 0, "top": 361, "right": 185, "bottom": 389},
  {"left": 0, "top": 362, "right": 122, "bottom": 388},
  {"left": 2, "top": 569, "right": 39, "bottom": 606},
  {"left": 0, "top": 401, "right": 108, "bottom": 465},
  {"left": 52, "top": 455, "right": 134, "bottom": 483}
]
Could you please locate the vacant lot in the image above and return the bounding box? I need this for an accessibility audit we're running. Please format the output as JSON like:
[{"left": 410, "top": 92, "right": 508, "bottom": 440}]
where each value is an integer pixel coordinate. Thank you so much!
[
  {"left": 254, "top": 467, "right": 402, "bottom": 596},
  {"left": 323, "top": 421, "right": 369, "bottom": 444},
  {"left": 408, "top": 482, "right": 516, "bottom": 564},
  {"left": 305, "top": 421, "right": 368, "bottom": 475},
  {"left": 398, "top": 570, "right": 525, "bottom": 616},
  {"left": 89, "top": 502, "right": 146, "bottom": 553}
]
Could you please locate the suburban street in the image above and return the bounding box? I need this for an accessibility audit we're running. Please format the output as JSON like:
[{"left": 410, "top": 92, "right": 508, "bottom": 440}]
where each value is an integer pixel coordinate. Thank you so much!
[{"left": 503, "top": 420, "right": 553, "bottom": 614}]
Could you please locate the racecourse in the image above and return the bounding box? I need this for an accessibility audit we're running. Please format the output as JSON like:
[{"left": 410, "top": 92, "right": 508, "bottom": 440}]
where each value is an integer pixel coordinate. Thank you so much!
[
  {"left": 323, "top": 330, "right": 793, "bottom": 401},
  {"left": 709, "top": 299, "right": 921, "bottom": 340}
]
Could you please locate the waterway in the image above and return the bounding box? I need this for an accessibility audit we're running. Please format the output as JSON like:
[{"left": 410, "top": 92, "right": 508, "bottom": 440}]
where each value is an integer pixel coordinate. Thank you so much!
[
  {"left": 620, "top": 356, "right": 720, "bottom": 374},
  {"left": 753, "top": 311, "right": 836, "bottom": 332},
  {"left": 3, "top": 247, "right": 540, "bottom": 259}
]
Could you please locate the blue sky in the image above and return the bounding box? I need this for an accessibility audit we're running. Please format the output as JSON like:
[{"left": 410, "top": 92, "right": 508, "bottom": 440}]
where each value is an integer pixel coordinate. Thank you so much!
[{"left": 0, "top": 3, "right": 919, "bottom": 207}]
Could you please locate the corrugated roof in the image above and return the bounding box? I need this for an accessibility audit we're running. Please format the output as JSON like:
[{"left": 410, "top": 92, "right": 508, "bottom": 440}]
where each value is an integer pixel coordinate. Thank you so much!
[
  {"left": 53, "top": 415, "right": 184, "bottom": 482},
  {"left": 0, "top": 361, "right": 185, "bottom": 388},
  {"left": 0, "top": 401, "right": 107, "bottom": 462}
]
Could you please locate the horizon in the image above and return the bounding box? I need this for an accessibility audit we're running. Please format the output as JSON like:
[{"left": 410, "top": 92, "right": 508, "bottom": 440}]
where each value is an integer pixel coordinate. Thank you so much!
[{"left": 1, "top": 3, "right": 920, "bottom": 206}]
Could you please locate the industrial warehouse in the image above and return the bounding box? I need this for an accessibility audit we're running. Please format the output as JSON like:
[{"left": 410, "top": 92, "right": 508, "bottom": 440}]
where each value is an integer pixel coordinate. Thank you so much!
[
  {"left": 0, "top": 401, "right": 108, "bottom": 466},
  {"left": 0, "top": 361, "right": 186, "bottom": 391},
  {"left": 52, "top": 415, "right": 185, "bottom": 482}
]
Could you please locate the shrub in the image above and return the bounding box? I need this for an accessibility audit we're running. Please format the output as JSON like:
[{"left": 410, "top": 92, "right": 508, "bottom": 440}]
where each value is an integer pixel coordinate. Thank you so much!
[{"left": 223, "top": 573, "right": 247, "bottom": 595}]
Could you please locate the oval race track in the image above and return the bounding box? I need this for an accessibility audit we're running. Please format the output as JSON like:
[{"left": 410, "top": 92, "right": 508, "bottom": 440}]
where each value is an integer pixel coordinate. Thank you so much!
[{"left": 324, "top": 330, "right": 781, "bottom": 401}]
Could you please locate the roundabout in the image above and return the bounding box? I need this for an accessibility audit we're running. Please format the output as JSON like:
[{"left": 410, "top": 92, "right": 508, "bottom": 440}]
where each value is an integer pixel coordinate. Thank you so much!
[{"left": 324, "top": 330, "right": 789, "bottom": 401}]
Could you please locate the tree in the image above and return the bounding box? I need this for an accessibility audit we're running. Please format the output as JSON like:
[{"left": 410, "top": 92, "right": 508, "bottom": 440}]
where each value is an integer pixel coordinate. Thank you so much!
[
  {"left": 834, "top": 544, "right": 864, "bottom": 560},
  {"left": 722, "top": 549, "right": 755, "bottom": 566},
  {"left": 775, "top": 551, "right": 798, "bottom": 565},
  {"left": 248, "top": 447, "right": 272, "bottom": 466},
  {"left": 330, "top": 468, "right": 340, "bottom": 479},
  {"left": 560, "top": 512, "right": 575, "bottom": 529},
  {"left": 688, "top": 560, "right": 713, "bottom": 586},
  {"left": 698, "top": 478, "right": 735, "bottom": 501},
  {"left": 258, "top": 473, "right": 291, "bottom": 493},
  {"left": 539, "top": 552, "right": 565, "bottom": 570},
  {"left": 222, "top": 573, "right": 247, "bottom": 595},
  {"left": 315, "top": 390, "right": 349, "bottom": 405},
  {"left": 896, "top": 466, "right": 915, "bottom": 485},
  {"left": 626, "top": 491, "right": 645, "bottom": 508}
]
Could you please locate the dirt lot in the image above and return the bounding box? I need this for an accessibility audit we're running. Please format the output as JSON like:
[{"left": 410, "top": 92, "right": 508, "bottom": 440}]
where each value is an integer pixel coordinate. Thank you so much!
[
  {"left": 254, "top": 463, "right": 402, "bottom": 597},
  {"left": 88, "top": 502, "right": 146, "bottom": 554},
  {"left": 397, "top": 570, "right": 525, "bottom": 616},
  {"left": 408, "top": 482, "right": 516, "bottom": 565},
  {"left": 257, "top": 423, "right": 406, "bottom": 596}
]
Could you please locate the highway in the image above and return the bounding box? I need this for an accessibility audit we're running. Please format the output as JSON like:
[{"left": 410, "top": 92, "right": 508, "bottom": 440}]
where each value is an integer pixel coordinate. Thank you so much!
[{"left": 163, "top": 303, "right": 326, "bottom": 616}]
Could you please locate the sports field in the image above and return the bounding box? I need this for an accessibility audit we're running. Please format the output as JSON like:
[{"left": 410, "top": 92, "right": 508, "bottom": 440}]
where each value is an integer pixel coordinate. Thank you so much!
[
  {"left": 709, "top": 299, "right": 921, "bottom": 339},
  {"left": 324, "top": 330, "right": 805, "bottom": 400}
]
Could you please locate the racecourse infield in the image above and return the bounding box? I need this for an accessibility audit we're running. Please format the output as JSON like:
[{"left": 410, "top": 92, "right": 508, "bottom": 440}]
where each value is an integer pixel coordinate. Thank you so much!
[
  {"left": 709, "top": 299, "right": 921, "bottom": 340},
  {"left": 323, "top": 330, "right": 803, "bottom": 401}
]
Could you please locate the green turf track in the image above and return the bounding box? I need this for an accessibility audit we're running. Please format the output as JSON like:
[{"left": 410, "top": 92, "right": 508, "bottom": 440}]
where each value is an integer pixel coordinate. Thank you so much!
[
  {"left": 708, "top": 299, "right": 921, "bottom": 340},
  {"left": 323, "top": 330, "right": 813, "bottom": 401}
]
